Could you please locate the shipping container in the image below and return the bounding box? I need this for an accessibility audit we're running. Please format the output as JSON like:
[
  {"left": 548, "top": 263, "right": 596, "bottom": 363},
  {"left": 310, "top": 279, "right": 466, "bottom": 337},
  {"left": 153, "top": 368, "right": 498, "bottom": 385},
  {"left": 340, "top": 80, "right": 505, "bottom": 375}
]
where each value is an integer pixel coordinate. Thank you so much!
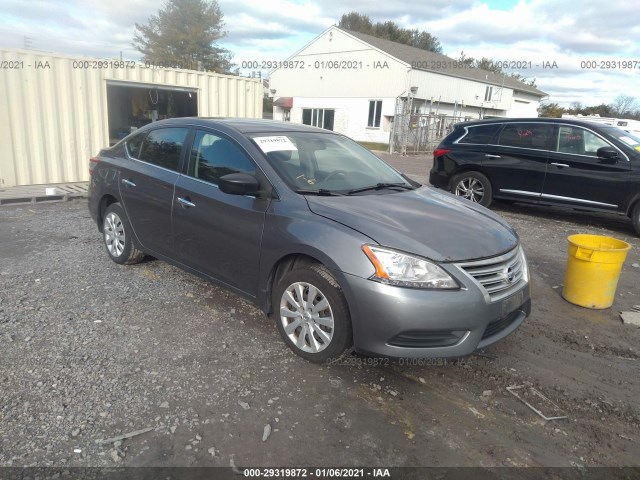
[{"left": 0, "top": 49, "right": 263, "bottom": 187}]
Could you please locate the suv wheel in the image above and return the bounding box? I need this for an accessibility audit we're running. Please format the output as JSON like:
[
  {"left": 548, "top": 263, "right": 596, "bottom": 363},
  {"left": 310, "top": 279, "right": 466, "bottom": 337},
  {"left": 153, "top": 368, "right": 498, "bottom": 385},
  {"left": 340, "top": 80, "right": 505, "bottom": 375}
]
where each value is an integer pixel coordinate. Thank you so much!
[
  {"left": 632, "top": 202, "right": 640, "bottom": 236},
  {"left": 272, "top": 264, "right": 352, "bottom": 363},
  {"left": 452, "top": 171, "right": 493, "bottom": 207},
  {"left": 102, "top": 203, "right": 145, "bottom": 265}
]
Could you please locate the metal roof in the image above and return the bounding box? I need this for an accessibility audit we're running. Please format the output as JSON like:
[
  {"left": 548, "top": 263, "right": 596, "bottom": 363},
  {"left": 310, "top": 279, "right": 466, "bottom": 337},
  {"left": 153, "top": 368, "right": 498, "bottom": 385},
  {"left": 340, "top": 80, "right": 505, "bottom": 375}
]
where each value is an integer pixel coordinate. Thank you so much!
[{"left": 338, "top": 28, "right": 547, "bottom": 97}]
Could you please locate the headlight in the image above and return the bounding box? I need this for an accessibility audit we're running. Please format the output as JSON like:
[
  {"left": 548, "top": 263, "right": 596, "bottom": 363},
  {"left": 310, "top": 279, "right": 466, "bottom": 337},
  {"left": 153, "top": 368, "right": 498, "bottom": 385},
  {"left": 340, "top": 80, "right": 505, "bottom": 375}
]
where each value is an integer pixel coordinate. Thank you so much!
[
  {"left": 362, "top": 245, "right": 459, "bottom": 289},
  {"left": 520, "top": 245, "right": 529, "bottom": 283}
]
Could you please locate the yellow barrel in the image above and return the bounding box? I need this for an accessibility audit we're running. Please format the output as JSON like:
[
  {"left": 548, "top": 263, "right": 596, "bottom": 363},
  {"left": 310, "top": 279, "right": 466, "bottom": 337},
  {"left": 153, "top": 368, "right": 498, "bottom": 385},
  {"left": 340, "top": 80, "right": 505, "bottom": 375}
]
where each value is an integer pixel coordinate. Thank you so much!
[{"left": 562, "top": 234, "right": 631, "bottom": 309}]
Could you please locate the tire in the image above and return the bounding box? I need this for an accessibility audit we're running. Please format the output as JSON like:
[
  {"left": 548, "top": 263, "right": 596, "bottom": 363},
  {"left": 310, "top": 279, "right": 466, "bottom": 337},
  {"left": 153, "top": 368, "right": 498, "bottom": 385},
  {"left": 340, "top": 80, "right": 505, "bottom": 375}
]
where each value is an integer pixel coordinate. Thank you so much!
[
  {"left": 632, "top": 202, "right": 640, "bottom": 236},
  {"left": 102, "top": 203, "right": 145, "bottom": 265},
  {"left": 451, "top": 171, "right": 493, "bottom": 207},
  {"left": 272, "top": 264, "right": 353, "bottom": 363}
]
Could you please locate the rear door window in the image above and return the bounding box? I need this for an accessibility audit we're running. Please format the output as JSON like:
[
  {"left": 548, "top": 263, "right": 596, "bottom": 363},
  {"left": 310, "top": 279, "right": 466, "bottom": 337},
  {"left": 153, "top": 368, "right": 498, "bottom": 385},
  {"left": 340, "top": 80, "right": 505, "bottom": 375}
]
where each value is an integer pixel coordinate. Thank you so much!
[
  {"left": 498, "top": 123, "right": 554, "bottom": 150},
  {"left": 138, "top": 128, "right": 189, "bottom": 171},
  {"left": 458, "top": 124, "right": 501, "bottom": 144}
]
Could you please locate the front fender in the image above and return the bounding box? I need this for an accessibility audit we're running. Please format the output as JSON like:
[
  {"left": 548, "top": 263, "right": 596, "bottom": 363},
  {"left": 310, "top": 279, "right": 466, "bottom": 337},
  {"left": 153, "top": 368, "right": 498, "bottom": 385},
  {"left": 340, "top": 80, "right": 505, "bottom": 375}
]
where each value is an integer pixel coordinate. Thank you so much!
[{"left": 257, "top": 202, "right": 377, "bottom": 311}]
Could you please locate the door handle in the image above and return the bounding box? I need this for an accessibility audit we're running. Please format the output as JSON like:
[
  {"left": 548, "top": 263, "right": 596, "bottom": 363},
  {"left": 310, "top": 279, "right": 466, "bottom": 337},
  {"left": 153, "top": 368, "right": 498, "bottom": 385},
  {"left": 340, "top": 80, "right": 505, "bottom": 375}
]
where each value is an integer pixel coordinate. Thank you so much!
[
  {"left": 484, "top": 154, "right": 501, "bottom": 158},
  {"left": 121, "top": 179, "right": 136, "bottom": 187},
  {"left": 550, "top": 163, "right": 570, "bottom": 168},
  {"left": 177, "top": 196, "right": 196, "bottom": 208}
]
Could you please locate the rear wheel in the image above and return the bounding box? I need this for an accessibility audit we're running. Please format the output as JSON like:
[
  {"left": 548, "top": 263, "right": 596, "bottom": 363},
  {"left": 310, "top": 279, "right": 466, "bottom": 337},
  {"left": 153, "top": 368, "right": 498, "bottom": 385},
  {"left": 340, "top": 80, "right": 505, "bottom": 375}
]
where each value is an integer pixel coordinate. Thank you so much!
[
  {"left": 632, "top": 201, "right": 640, "bottom": 236},
  {"left": 102, "top": 203, "right": 145, "bottom": 265},
  {"left": 272, "top": 264, "right": 352, "bottom": 363},
  {"left": 452, "top": 171, "right": 493, "bottom": 207}
]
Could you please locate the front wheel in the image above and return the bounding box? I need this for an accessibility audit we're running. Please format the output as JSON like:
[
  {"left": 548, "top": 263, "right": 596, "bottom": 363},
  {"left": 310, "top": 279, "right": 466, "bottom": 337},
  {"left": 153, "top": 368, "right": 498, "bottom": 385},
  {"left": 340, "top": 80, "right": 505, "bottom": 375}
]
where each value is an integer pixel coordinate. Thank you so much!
[
  {"left": 102, "top": 203, "right": 145, "bottom": 265},
  {"left": 452, "top": 171, "right": 493, "bottom": 207},
  {"left": 272, "top": 264, "right": 352, "bottom": 363}
]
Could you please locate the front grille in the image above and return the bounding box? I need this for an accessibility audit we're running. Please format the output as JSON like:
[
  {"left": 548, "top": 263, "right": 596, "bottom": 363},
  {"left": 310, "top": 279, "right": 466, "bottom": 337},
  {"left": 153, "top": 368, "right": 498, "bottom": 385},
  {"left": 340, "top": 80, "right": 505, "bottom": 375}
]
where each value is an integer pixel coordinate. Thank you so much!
[
  {"left": 457, "top": 247, "right": 526, "bottom": 302},
  {"left": 482, "top": 309, "right": 520, "bottom": 339}
]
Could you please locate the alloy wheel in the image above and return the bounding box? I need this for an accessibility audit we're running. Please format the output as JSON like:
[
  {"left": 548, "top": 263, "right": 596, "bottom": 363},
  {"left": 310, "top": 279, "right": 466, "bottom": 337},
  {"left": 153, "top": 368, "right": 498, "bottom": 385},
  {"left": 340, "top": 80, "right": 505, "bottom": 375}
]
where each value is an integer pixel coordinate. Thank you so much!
[
  {"left": 455, "top": 177, "right": 485, "bottom": 203},
  {"left": 104, "top": 212, "right": 126, "bottom": 257},
  {"left": 279, "top": 282, "right": 335, "bottom": 353}
]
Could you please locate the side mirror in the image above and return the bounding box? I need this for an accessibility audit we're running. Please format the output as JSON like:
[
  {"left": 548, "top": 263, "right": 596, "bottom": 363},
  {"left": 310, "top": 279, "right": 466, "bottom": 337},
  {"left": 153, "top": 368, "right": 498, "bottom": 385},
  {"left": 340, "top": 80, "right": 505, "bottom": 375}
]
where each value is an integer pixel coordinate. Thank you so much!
[
  {"left": 597, "top": 147, "right": 619, "bottom": 163},
  {"left": 218, "top": 173, "right": 260, "bottom": 196}
]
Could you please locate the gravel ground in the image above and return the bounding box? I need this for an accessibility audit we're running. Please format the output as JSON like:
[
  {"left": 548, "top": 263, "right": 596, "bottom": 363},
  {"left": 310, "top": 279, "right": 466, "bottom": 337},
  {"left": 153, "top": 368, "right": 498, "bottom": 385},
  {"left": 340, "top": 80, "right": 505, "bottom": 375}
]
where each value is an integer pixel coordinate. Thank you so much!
[{"left": 1, "top": 155, "right": 639, "bottom": 470}]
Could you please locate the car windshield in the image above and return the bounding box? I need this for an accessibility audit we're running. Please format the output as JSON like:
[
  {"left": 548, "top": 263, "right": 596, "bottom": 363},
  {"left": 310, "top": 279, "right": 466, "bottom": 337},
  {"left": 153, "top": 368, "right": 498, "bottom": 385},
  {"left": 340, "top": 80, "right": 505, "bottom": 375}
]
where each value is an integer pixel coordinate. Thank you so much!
[
  {"left": 250, "top": 132, "right": 415, "bottom": 194},
  {"left": 602, "top": 127, "right": 640, "bottom": 151}
]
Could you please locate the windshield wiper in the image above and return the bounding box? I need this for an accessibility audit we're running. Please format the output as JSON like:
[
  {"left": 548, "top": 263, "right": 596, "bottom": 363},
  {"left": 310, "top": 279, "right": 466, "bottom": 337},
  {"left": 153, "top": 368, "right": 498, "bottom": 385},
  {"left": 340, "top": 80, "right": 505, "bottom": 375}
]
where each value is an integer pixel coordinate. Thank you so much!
[
  {"left": 347, "top": 182, "right": 415, "bottom": 195},
  {"left": 294, "top": 189, "right": 345, "bottom": 196}
]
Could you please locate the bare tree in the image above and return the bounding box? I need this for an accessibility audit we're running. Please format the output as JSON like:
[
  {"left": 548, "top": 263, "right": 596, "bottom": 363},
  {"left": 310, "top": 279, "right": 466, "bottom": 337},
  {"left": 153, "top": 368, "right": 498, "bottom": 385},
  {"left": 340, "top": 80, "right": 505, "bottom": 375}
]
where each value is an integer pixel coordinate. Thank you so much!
[
  {"left": 570, "top": 101, "right": 583, "bottom": 113},
  {"left": 610, "top": 95, "right": 638, "bottom": 117}
]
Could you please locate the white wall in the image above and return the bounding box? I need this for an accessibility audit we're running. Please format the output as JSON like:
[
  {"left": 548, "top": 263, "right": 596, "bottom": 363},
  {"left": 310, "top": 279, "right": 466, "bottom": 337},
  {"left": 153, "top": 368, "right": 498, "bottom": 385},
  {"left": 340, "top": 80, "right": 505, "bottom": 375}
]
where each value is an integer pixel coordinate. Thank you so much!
[
  {"left": 287, "top": 97, "right": 395, "bottom": 143},
  {"left": 506, "top": 91, "right": 541, "bottom": 117},
  {"left": 408, "top": 69, "right": 514, "bottom": 112},
  {"left": 270, "top": 28, "right": 410, "bottom": 99}
]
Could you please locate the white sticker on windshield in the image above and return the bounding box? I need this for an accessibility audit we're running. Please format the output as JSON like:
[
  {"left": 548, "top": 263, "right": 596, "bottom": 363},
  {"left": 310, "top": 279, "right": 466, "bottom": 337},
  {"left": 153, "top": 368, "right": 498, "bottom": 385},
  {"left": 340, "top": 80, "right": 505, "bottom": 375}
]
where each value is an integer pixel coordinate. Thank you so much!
[
  {"left": 618, "top": 136, "right": 639, "bottom": 147},
  {"left": 254, "top": 136, "right": 298, "bottom": 153}
]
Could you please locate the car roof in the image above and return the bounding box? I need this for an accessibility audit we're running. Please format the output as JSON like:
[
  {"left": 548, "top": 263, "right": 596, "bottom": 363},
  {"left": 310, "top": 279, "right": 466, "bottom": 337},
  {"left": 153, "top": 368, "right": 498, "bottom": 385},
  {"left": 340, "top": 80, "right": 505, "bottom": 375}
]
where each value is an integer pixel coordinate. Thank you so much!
[
  {"left": 136, "top": 117, "right": 332, "bottom": 135},
  {"left": 454, "top": 117, "right": 619, "bottom": 129}
]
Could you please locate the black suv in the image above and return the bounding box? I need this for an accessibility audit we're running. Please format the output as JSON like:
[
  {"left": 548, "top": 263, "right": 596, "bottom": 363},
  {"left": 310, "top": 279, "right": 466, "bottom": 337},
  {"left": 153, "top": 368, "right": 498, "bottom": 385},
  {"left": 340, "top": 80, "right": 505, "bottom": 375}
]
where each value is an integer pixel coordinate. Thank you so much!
[{"left": 429, "top": 118, "right": 640, "bottom": 235}]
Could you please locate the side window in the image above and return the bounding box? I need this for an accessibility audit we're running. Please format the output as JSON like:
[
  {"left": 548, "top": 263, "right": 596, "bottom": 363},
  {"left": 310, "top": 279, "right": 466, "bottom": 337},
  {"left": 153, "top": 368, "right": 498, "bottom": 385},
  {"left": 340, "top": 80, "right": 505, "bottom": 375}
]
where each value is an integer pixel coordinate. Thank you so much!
[
  {"left": 498, "top": 123, "right": 553, "bottom": 149},
  {"left": 458, "top": 124, "right": 501, "bottom": 144},
  {"left": 139, "top": 128, "right": 189, "bottom": 171},
  {"left": 556, "top": 126, "right": 611, "bottom": 156},
  {"left": 189, "top": 130, "right": 255, "bottom": 185},
  {"left": 125, "top": 132, "right": 146, "bottom": 159},
  {"left": 368, "top": 100, "right": 382, "bottom": 128}
]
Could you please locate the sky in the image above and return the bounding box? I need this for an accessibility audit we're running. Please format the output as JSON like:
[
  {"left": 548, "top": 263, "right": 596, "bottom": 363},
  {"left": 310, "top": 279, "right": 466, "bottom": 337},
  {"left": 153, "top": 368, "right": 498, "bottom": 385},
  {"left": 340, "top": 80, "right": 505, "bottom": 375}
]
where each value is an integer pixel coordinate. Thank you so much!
[{"left": 1, "top": 0, "right": 638, "bottom": 108}]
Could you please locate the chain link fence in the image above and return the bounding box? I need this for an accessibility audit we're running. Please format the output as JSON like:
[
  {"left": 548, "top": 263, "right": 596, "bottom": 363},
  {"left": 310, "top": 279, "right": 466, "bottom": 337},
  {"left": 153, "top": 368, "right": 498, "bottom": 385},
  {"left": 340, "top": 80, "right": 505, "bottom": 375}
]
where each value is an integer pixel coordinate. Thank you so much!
[{"left": 390, "top": 97, "right": 472, "bottom": 154}]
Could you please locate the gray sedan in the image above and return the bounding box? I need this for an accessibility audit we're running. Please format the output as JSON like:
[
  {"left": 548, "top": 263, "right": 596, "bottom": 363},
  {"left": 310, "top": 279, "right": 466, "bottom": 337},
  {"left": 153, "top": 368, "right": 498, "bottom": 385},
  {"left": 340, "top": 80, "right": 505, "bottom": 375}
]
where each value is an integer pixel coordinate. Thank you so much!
[{"left": 88, "top": 118, "right": 530, "bottom": 363}]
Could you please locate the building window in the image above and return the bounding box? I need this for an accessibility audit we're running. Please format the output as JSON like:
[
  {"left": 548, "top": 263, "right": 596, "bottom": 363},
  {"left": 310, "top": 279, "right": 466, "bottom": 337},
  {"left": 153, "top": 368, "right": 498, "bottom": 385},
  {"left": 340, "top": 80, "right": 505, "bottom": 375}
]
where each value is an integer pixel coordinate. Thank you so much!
[
  {"left": 302, "top": 108, "right": 334, "bottom": 130},
  {"left": 484, "top": 86, "right": 493, "bottom": 102},
  {"left": 368, "top": 100, "right": 382, "bottom": 128}
]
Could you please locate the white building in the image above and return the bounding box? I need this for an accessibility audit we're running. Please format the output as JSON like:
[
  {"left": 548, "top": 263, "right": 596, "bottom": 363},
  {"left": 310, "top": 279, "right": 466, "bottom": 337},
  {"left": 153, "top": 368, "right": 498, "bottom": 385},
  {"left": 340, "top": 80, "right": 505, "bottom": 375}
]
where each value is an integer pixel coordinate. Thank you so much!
[
  {"left": 270, "top": 27, "right": 547, "bottom": 144},
  {"left": 0, "top": 48, "right": 262, "bottom": 188}
]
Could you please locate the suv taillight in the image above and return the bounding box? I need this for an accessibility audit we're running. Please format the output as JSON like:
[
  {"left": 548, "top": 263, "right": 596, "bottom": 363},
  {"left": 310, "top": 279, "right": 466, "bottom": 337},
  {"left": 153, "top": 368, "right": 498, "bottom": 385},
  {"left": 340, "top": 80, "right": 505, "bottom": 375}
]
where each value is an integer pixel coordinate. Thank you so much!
[
  {"left": 433, "top": 148, "right": 451, "bottom": 158},
  {"left": 89, "top": 156, "right": 100, "bottom": 175}
]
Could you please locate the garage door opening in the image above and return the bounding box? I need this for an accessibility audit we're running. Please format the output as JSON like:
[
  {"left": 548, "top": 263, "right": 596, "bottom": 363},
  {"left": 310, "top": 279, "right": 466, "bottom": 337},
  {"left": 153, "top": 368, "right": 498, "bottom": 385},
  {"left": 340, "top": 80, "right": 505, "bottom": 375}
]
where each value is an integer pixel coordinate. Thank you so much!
[{"left": 107, "top": 83, "right": 198, "bottom": 145}]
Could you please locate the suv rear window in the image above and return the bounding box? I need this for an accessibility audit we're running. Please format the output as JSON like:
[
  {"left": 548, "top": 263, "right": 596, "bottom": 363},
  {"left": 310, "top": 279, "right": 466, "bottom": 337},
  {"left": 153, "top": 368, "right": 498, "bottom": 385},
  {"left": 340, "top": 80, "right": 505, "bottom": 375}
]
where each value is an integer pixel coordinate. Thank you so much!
[
  {"left": 498, "top": 123, "right": 554, "bottom": 149},
  {"left": 458, "top": 124, "right": 501, "bottom": 144}
]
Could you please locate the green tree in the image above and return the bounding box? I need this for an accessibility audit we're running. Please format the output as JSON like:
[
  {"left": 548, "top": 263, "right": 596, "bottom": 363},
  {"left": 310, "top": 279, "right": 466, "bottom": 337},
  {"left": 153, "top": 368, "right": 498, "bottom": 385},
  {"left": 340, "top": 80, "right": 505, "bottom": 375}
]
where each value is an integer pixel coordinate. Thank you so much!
[
  {"left": 457, "top": 51, "right": 537, "bottom": 87},
  {"left": 133, "top": 0, "right": 233, "bottom": 73},
  {"left": 538, "top": 102, "right": 565, "bottom": 118},
  {"left": 338, "top": 12, "right": 442, "bottom": 53},
  {"left": 338, "top": 12, "right": 374, "bottom": 34},
  {"left": 583, "top": 103, "right": 614, "bottom": 117}
]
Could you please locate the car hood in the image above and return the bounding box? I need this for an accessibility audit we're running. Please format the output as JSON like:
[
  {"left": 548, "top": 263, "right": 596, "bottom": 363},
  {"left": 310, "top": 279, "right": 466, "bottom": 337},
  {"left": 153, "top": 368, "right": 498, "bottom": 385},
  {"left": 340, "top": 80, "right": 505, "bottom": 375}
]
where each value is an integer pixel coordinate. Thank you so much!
[{"left": 305, "top": 186, "right": 518, "bottom": 262}]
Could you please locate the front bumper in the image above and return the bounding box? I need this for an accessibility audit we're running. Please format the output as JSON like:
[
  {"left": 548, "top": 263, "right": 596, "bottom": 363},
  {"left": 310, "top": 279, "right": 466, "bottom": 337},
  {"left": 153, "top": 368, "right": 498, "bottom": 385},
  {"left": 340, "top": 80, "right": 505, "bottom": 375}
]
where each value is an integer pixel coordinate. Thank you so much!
[{"left": 339, "top": 268, "right": 531, "bottom": 359}]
